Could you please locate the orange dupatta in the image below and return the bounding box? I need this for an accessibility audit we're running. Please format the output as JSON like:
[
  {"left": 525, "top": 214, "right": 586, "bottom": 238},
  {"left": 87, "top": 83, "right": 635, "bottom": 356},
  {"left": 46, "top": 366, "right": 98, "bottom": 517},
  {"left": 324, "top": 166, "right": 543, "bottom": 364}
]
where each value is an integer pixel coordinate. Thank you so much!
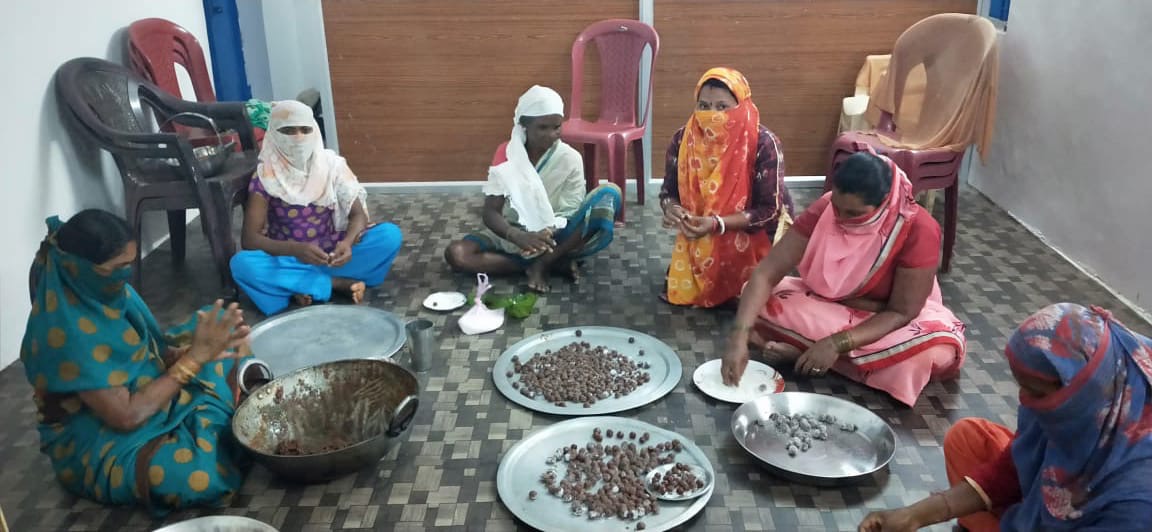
[{"left": 667, "top": 68, "right": 772, "bottom": 307}]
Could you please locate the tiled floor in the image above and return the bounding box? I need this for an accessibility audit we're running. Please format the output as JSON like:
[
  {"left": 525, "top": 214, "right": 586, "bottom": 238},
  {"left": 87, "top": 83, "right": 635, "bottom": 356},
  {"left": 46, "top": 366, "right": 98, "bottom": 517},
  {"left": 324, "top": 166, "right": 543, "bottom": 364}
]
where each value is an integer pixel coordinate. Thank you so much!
[{"left": 1, "top": 186, "right": 1147, "bottom": 531}]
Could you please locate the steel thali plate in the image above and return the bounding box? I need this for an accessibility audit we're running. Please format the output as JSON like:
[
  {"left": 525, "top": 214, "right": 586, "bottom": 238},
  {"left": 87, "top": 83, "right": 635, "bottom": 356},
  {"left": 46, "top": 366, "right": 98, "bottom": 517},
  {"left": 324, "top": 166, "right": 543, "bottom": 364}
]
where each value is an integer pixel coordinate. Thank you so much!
[
  {"left": 492, "top": 326, "right": 682, "bottom": 416},
  {"left": 731, "top": 392, "right": 896, "bottom": 485},
  {"left": 248, "top": 305, "right": 406, "bottom": 377},
  {"left": 497, "top": 416, "right": 714, "bottom": 532}
]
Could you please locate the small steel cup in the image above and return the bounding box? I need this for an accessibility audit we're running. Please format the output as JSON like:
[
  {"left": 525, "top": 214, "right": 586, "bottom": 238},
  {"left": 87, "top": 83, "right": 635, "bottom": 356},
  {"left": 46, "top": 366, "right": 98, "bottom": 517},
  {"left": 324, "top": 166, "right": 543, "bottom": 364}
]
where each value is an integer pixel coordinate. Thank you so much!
[{"left": 405, "top": 319, "right": 435, "bottom": 372}]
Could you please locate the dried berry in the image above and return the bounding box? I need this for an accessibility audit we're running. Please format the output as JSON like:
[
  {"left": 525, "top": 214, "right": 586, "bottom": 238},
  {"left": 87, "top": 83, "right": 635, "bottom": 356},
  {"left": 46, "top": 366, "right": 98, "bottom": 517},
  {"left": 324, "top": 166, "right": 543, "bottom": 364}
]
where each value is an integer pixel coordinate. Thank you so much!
[
  {"left": 628, "top": 336, "right": 636, "bottom": 343},
  {"left": 528, "top": 490, "right": 538, "bottom": 500},
  {"left": 507, "top": 341, "right": 650, "bottom": 407},
  {"left": 649, "top": 462, "right": 704, "bottom": 497},
  {"left": 539, "top": 428, "right": 687, "bottom": 523},
  {"left": 575, "top": 329, "right": 583, "bottom": 337}
]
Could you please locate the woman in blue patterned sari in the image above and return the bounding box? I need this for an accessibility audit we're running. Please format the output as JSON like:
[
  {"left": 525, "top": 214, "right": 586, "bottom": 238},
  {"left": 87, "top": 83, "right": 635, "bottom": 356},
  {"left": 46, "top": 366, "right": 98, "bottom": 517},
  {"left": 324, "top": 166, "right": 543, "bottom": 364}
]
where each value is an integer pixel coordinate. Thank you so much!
[{"left": 21, "top": 210, "right": 271, "bottom": 515}]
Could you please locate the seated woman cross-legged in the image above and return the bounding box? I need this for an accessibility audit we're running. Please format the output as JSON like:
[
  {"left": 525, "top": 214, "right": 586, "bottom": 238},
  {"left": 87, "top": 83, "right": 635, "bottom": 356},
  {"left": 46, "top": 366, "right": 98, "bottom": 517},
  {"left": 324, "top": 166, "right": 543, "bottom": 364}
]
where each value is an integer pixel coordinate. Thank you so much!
[
  {"left": 859, "top": 303, "right": 1152, "bottom": 532},
  {"left": 659, "top": 67, "right": 794, "bottom": 308},
  {"left": 21, "top": 210, "right": 271, "bottom": 514},
  {"left": 230, "top": 100, "right": 403, "bottom": 316},
  {"left": 721, "top": 148, "right": 965, "bottom": 407},
  {"left": 444, "top": 85, "right": 621, "bottom": 292}
]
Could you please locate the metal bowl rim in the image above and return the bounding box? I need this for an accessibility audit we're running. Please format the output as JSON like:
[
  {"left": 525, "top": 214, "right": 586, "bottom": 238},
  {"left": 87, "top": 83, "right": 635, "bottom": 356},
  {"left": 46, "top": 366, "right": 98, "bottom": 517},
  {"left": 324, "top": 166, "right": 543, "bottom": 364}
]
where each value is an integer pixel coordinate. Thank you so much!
[
  {"left": 231, "top": 358, "right": 419, "bottom": 459},
  {"left": 247, "top": 305, "right": 408, "bottom": 361}
]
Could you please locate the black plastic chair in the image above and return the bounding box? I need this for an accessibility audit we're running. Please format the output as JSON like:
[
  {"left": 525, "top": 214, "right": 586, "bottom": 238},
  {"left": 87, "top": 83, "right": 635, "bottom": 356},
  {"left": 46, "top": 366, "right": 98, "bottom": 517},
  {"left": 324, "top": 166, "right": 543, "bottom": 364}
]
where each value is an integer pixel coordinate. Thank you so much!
[{"left": 54, "top": 57, "right": 257, "bottom": 293}]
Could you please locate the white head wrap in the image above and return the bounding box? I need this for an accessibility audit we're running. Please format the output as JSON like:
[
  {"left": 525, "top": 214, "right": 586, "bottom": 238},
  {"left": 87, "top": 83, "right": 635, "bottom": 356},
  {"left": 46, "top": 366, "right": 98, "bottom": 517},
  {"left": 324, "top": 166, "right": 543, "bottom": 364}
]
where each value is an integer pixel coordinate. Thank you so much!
[
  {"left": 481, "top": 85, "right": 568, "bottom": 232},
  {"left": 256, "top": 100, "right": 367, "bottom": 231}
]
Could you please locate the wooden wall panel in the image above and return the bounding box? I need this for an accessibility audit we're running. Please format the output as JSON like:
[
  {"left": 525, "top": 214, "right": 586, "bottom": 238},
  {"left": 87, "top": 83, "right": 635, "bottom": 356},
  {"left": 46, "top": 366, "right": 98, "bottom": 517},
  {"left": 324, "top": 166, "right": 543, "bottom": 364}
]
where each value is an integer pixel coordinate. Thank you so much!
[
  {"left": 323, "top": 0, "right": 637, "bottom": 183},
  {"left": 653, "top": 0, "right": 976, "bottom": 176}
]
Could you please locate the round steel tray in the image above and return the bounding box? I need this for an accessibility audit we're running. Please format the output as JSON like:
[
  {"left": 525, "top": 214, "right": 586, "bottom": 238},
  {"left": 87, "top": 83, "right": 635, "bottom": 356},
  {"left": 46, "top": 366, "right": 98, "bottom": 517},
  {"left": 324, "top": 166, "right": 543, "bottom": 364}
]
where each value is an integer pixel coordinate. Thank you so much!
[
  {"left": 497, "top": 416, "right": 714, "bottom": 532},
  {"left": 731, "top": 392, "right": 896, "bottom": 486},
  {"left": 152, "top": 516, "right": 278, "bottom": 532},
  {"left": 248, "top": 305, "right": 406, "bottom": 377},
  {"left": 492, "top": 326, "right": 682, "bottom": 416}
]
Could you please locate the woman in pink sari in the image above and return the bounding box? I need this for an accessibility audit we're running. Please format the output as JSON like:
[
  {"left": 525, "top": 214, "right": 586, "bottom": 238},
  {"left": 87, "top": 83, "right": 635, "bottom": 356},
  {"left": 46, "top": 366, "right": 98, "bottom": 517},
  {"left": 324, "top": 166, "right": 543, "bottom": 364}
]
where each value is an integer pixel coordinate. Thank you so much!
[{"left": 721, "top": 147, "right": 965, "bottom": 406}]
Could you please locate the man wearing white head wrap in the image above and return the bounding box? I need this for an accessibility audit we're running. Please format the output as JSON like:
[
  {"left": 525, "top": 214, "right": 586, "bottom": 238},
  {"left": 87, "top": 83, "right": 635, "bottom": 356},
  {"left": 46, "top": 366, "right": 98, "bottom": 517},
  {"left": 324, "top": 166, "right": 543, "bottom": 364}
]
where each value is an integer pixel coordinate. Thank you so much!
[
  {"left": 230, "top": 100, "right": 404, "bottom": 315},
  {"left": 444, "top": 85, "right": 622, "bottom": 293}
]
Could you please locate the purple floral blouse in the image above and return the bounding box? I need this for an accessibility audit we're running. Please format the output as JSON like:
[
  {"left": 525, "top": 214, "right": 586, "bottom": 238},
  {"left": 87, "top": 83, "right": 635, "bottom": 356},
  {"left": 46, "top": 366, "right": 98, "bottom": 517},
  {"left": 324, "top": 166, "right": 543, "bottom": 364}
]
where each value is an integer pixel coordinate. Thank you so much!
[{"left": 249, "top": 178, "right": 346, "bottom": 253}]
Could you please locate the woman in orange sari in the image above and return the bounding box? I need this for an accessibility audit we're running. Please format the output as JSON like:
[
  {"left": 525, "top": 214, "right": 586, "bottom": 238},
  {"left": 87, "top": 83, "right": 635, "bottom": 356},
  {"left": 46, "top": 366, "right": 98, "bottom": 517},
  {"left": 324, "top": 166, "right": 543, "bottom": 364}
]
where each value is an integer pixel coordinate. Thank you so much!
[{"left": 659, "top": 68, "right": 794, "bottom": 308}]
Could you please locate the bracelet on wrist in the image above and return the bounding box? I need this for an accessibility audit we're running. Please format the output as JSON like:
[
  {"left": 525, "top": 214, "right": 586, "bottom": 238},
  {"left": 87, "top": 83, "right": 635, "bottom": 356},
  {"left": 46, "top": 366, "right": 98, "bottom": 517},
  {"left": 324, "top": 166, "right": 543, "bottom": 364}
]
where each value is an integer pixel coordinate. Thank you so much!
[
  {"left": 831, "top": 331, "right": 856, "bottom": 353},
  {"left": 713, "top": 214, "right": 726, "bottom": 235},
  {"left": 168, "top": 356, "right": 200, "bottom": 385}
]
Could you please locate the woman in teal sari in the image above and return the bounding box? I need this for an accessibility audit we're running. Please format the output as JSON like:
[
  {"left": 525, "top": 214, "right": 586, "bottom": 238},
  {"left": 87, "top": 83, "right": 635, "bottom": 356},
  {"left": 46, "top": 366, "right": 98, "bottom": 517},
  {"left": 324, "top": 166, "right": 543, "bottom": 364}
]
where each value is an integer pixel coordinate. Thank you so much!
[{"left": 21, "top": 210, "right": 271, "bottom": 515}]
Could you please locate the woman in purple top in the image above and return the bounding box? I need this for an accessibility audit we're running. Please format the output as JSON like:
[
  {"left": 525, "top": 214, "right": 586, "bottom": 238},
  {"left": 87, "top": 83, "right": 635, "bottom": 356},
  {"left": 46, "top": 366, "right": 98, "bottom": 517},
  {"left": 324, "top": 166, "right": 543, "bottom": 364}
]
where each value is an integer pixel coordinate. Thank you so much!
[{"left": 230, "top": 101, "right": 402, "bottom": 315}]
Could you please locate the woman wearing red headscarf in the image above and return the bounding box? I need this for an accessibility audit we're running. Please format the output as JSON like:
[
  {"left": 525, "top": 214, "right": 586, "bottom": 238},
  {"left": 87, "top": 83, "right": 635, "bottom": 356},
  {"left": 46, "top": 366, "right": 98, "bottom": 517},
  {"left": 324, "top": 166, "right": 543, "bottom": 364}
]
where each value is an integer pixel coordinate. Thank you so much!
[{"left": 659, "top": 68, "right": 794, "bottom": 308}]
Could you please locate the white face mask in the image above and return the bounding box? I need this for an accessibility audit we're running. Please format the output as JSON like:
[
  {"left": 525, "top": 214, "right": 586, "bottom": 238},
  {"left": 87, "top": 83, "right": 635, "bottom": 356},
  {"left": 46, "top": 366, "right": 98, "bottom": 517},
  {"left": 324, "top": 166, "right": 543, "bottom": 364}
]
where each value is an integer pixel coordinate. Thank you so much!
[{"left": 277, "top": 132, "right": 316, "bottom": 168}]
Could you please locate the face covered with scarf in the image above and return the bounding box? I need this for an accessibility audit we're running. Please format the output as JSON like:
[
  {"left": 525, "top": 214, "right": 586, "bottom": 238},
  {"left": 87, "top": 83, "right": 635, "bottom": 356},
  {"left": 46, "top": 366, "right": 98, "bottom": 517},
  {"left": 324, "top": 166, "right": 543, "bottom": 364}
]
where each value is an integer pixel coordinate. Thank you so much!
[
  {"left": 1001, "top": 303, "right": 1152, "bottom": 529},
  {"left": 268, "top": 101, "right": 321, "bottom": 174},
  {"left": 665, "top": 68, "right": 770, "bottom": 307},
  {"left": 256, "top": 101, "right": 366, "bottom": 231}
]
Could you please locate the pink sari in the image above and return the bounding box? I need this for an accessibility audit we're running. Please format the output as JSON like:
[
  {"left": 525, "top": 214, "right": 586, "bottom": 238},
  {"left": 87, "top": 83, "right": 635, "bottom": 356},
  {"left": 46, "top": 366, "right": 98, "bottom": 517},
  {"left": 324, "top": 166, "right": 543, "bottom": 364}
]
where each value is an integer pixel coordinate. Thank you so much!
[{"left": 754, "top": 150, "right": 965, "bottom": 406}]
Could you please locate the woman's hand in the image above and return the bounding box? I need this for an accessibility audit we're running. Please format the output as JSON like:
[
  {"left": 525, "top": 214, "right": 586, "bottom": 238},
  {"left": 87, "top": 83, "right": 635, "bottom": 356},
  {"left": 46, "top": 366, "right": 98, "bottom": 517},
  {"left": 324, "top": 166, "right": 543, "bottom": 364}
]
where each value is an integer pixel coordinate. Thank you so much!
[
  {"left": 662, "top": 203, "right": 688, "bottom": 229},
  {"left": 513, "top": 228, "right": 556, "bottom": 256},
  {"left": 187, "top": 300, "right": 251, "bottom": 365},
  {"left": 329, "top": 239, "right": 354, "bottom": 267},
  {"left": 293, "top": 242, "right": 330, "bottom": 266},
  {"left": 794, "top": 336, "right": 840, "bottom": 376},
  {"left": 721, "top": 331, "right": 751, "bottom": 386},
  {"left": 857, "top": 508, "right": 922, "bottom": 532},
  {"left": 682, "top": 216, "right": 717, "bottom": 239}
]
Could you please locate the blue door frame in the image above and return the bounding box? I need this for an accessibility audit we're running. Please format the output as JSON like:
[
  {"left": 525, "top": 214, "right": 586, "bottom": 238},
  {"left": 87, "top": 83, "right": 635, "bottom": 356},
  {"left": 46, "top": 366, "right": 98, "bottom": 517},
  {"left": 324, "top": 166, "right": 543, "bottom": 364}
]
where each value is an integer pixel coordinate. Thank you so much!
[
  {"left": 202, "top": 0, "right": 251, "bottom": 101},
  {"left": 989, "top": 0, "right": 1011, "bottom": 21}
]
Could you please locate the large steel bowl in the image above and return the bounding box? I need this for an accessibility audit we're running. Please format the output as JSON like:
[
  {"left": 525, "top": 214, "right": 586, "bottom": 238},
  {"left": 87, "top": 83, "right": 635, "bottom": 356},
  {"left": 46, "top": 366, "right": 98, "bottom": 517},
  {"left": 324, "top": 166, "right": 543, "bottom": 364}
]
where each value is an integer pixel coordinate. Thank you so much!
[
  {"left": 152, "top": 516, "right": 277, "bottom": 532},
  {"left": 730, "top": 392, "right": 895, "bottom": 486},
  {"left": 231, "top": 359, "right": 419, "bottom": 483}
]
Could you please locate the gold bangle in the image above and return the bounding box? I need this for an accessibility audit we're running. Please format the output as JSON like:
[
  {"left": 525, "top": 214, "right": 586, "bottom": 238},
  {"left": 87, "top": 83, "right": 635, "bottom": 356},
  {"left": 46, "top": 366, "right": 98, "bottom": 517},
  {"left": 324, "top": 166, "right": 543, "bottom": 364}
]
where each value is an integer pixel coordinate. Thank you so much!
[
  {"left": 168, "top": 357, "right": 200, "bottom": 385},
  {"left": 731, "top": 323, "right": 753, "bottom": 334},
  {"left": 832, "top": 331, "right": 855, "bottom": 353}
]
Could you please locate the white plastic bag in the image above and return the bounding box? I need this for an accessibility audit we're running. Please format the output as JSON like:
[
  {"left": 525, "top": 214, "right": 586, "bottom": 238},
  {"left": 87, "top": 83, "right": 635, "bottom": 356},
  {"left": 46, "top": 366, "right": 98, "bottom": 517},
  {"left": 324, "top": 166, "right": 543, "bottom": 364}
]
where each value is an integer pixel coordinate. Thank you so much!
[{"left": 458, "top": 273, "right": 505, "bottom": 335}]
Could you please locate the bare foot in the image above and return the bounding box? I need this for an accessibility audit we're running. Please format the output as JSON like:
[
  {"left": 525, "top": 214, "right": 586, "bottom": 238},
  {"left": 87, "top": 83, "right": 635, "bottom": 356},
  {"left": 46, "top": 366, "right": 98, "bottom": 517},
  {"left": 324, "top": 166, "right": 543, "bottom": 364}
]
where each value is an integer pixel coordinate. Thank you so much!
[
  {"left": 292, "top": 294, "right": 314, "bottom": 307},
  {"left": 525, "top": 261, "right": 550, "bottom": 293},
  {"left": 332, "top": 278, "right": 367, "bottom": 304},
  {"left": 552, "top": 260, "right": 580, "bottom": 284},
  {"left": 761, "top": 341, "right": 803, "bottom": 365}
]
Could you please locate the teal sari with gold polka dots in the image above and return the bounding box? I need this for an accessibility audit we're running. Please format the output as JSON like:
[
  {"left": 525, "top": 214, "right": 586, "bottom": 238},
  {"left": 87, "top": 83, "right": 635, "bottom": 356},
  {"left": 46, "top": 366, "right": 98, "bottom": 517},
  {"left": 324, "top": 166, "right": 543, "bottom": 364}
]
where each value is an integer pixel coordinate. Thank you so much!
[{"left": 21, "top": 217, "right": 250, "bottom": 516}]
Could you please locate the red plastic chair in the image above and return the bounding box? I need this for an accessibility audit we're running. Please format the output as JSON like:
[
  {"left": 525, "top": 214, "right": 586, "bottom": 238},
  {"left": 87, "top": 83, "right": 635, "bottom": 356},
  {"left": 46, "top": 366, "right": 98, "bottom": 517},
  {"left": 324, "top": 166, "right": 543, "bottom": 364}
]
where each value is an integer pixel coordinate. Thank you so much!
[
  {"left": 128, "top": 18, "right": 217, "bottom": 103},
  {"left": 127, "top": 18, "right": 266, "bottom": 148},
  {"left": 825, "top": 15, "right": 998, "bottom": 273},
  {"left": 561, "top": 19, "right": 659, "bottom": 223}
]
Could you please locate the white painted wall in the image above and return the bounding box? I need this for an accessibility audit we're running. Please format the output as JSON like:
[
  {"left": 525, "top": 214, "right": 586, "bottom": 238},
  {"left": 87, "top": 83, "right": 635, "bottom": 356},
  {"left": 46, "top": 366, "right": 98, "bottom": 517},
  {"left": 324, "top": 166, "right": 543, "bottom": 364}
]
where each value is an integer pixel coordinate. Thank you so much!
[
  {"left": 238, "top": 0, "right": 339, "bottom": 150},
  {"left": 968, "top": 0, "right": 1152, "bottom": 314},
  {"left": 0, "top": 1, "right": 212, "bottom": 369}
]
